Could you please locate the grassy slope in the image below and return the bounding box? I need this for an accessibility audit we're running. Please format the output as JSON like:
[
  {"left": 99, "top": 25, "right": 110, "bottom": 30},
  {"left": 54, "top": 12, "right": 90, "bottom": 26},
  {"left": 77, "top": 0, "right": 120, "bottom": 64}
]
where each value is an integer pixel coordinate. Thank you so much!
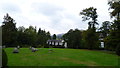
[{"left": 4, "top": 48, "right": 119, "bottom": 66}]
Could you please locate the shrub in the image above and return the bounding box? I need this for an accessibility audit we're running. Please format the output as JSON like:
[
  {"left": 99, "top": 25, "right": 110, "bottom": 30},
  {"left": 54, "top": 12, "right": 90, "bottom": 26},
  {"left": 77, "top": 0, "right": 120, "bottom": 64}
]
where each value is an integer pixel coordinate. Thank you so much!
[
  {"left": 44, "top": 44, "right": 49, "bottom": 48},
  {"left": 2, "top": 49, "right": 8, "bottom": 67}
]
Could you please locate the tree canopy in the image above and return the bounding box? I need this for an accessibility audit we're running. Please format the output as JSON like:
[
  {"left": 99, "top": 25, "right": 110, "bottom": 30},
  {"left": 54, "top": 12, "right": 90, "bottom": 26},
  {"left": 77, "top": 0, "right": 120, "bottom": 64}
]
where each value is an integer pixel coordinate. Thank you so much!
[
  {"left": 63, "top": 29, "right": 82, "bottom": 49},
  {"left": 80, "top": 7, "right": 98, "bottom": 29},
  {"left": 2, "top": 13, "right": 17, "bottom": 47},
  {"left": 80, "top": 7, "right": 100, "bottom": 50},
  {"left": 2, "top": 13, "right": 51, "bottom": 47}
]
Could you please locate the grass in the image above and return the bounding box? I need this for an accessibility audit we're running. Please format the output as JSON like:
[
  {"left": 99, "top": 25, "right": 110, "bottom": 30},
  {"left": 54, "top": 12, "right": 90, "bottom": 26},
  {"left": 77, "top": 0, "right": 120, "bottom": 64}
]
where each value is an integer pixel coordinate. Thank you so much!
[{"left": 4, "top": 48, "right": 120, "bottom": 66}]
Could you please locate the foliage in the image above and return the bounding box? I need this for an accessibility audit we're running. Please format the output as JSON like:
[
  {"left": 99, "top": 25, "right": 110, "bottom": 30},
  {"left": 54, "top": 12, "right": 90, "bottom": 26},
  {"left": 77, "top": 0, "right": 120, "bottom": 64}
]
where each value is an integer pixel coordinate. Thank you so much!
[
  {"left": 108, "top": 1, "right": 120, "bottom": 19},
  {"left": 2, "top": 13, "right": 51, "bottom": 47},
  {"left": 52, "top": 34, "right": 56, "bottom": 40},
  {"left": 116, "top": 43, "right": 120, "bottom": 56},
  {"left": 104, "top": 28, "right": 120, "bottom": 51},
  {"left": 80, "top": 7, "right": 100, "bottom": 50},
  {"left": 37, "top": 28, "right": 51, "bottom": 47},
  {"left": 105, "top": 1, "right": 120, "bottom": 52},
  {"left": 24, "top": 26, "right": 38, "bottom": 47},
  {"left": 98, "top": 21, "right": 112, "bottom": 49},
  {"left": 80, "top": 7, "right": 98, "bottom": 29},
  {"left": 63, "top": 29, "right": 82, "bottom": 49},
  {"left": 84, "top": 28, "right": 100, "bottom": 49},
  {"left": 2, "top": 49, "right": 8, "bottom": 67},
  {"left": 99, "top": 21, "right": 112, "bottom": 38},
  {"left": 2, "top": 13, "right": 17, "bottom": 47}
]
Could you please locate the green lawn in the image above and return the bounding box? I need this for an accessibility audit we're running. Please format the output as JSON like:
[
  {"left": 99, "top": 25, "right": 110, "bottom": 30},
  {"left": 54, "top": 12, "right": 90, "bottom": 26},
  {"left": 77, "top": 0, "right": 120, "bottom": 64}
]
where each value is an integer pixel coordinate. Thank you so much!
[{"left": 4, "top": 48, "right": 119, "bottom": 66}]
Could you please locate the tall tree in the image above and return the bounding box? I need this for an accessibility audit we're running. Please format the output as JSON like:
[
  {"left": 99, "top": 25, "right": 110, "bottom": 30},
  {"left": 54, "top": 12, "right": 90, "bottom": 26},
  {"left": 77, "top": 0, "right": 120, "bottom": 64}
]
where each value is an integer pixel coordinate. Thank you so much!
[
  {"left": 63, "top": 29, "right": 82, "bottom": 49},
  {"left": 80, "top": 7, "right": 100, "bottom": 49},
  {"left": 105, "top": 1, "right": 120, "bottom": 53},
  {"left": 84, "top": 28, "right": 100, "bottom": 49},
  {"left": 52, "top": 34, "right": 56, "bottom": 40},
  {"left": 99, "top": 21, "right": 112, "bottom": 50},
  {"left": 80, "top": 7, "right": 98, "bottom": 29},
  {"left": 46, "top": 31, "right": 51, "bottom": 39},
  {"left": 2, "top": 13, "right": 17, "bottom": 47},
  {"left": 17, "top": 26, "right": 28, "bottom": 46},
  {"left": 99, "top": 21, "right": 112, "bottom": 38},
  {"left": 37, "top": 28, "right": 51, "bottom": 47},
  {"left": 24, "top": 26, "right": 38, "bottom": 47},
  {"left": 108, "top": 1, "right": 120, "bottom": 30},
  {"left": 108, "top": 1, "right": 120, "bottom": 20}
]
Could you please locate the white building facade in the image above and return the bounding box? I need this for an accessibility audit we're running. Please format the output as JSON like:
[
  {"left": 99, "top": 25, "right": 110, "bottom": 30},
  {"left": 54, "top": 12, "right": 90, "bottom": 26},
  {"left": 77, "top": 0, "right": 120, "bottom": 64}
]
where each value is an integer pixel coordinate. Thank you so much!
[{"left": 47, "top": 40, "right": 67, "bottom": 48}]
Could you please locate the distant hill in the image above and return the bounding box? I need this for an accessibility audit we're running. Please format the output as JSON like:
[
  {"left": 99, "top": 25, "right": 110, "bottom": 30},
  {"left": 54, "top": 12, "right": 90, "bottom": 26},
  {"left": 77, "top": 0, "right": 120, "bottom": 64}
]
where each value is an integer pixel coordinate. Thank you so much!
[{"left": 57, "top": 33, "right": 64, "bottom": 39}]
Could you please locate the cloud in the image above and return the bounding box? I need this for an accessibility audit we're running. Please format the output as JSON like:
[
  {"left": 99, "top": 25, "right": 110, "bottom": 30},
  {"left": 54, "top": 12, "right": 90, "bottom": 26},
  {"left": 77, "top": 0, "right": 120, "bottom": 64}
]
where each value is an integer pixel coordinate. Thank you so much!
[
  {"left": 0, "top": 0, "right": 112, "bottom": 34},
  {"left": 20, "top": 1, "right": 95, "bottom": 34},
  {"left": 31, "top": 2, "right": 64, "bottom": 16},
  {"left": 0, "top": 2, "right": 21, "bottom": 14},
  {"left": 0, "top": 2, "right": 22, "bottom": 25}
]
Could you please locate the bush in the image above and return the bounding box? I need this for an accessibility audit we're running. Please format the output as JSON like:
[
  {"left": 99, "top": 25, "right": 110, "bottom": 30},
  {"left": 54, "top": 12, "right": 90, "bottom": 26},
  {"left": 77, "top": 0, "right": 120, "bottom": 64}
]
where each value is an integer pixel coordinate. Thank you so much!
[
  {"left": 44, "top": 44, "right": 49, "bottom": 48},
  {"left": 116, "top": 44, "right": 120, "bottom": 56},
  {"left": 2, "top": 49, "right": 8, "bottom": 67}
]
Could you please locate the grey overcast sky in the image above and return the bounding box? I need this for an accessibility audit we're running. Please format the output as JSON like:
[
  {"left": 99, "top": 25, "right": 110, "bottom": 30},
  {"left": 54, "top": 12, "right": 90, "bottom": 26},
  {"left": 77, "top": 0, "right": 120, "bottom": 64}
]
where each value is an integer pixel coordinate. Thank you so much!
[{"left": 0, "top": 0, "right": 112, "bottom": 34}]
